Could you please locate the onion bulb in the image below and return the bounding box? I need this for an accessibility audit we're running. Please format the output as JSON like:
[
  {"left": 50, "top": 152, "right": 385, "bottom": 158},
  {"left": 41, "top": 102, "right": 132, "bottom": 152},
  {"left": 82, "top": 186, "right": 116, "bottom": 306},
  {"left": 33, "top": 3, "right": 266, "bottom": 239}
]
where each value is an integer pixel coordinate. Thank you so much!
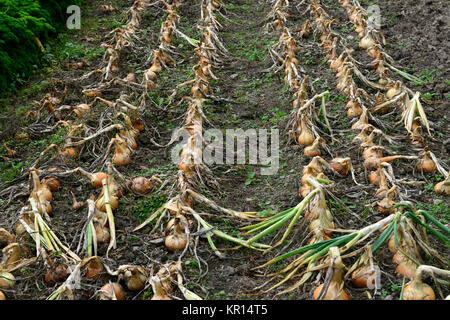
[
  {"left": 359, "top": 34, "right": 375, "bottom": 49},
  {"left": 71, "top": 191, "right": 84, "bottom": 211},
  {"left": 150, "top": 276, "right": 171, "bottom": 300},
  {"left": 112, "top": 136, "right": 131, "bottom": 167},
  {"left": 434, "top": 179, "right": 450, "bottom": 196},
  {"left": 329, "top": 157, "right": 351, "bottom": 175},
  {"left": 395, "top": 259, "right": 418, "bottom": 279},
  {"left": 99, "top": 283, "right": 125, "bottom": 300},
  {"left": 346, "top": 100, "right": 362, "bottom": 118},
  {"left": 0, "top": 228, "right": 14, "bottom": 248},
  {"left": 417, "top": 154, "right": 436, "bottom": 173},
  {"left": 297, "top": 118, "right": 315, "bottom": 146},
  {"left": 45, "top": 265, "right": 68, "bottom": 285},
  {"left": 403, "top": 279, "right": 435, "bottom": 300},
  {"left": 130, "top": 177, "right": 153, "bottom": 195},
  {"left": 2, "top": 242, "right": 22, "bottom": 269},
  {"left": 83, "top": 256, "right": 105, "bottom": 281},
  {"left": 304, "top": 137, "right": 321, "bottom": 157},
  {"left": 386, "top": 81, "right": 402, "bottom": 99},
  {"left": 94, "top": 224, "right": 110, "bottom": 243},
  {"left": 124, "top": 267, "right": 147, "bottom": 292},
  {"left": 351, "top": 263, "right": 377, "bottom": 288},
  {"left": 41, "top": 177, "right": 60, "bottom": 192},
  {"left": 80, "top": 170, "right": 108, "bottom": 188},
  {"left": 0, "top": 272, "right": 15, "bottom": 290},
  {"left": 313, "top": 247, "right": 350, "bottom": 300},
  {"left": 0, "top": 290, "right": 5, "bottom": 300},
  {"left": 165, "top": 215, "right": 189, "bottom": 251}
]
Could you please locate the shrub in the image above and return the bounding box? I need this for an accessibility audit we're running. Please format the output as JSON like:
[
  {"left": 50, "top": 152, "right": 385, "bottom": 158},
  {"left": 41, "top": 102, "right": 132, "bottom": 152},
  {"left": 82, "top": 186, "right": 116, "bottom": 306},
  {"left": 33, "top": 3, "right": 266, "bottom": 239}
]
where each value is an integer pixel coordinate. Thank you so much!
[{"left": 0, "top": 0, "right": 82, "bottom": 92}]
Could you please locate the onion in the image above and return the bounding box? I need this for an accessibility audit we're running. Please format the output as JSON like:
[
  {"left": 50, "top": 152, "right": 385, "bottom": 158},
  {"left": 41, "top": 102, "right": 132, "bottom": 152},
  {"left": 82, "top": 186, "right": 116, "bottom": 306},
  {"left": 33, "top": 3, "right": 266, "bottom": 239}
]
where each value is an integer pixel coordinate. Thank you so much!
[
  {"left": 351, "top": 107, "right": 368, "bottom": 131},
  {"left": 434, "top": 179, "right": 450, "bottom": 195},
  {"left": 124, "top": 268, "right": 147, "bottom": 291},
  {"left": 61, "top": 147, "right": 79, "bottom": 158},
  {"left": 99, "top": 283, "right": 125, "bottom": 300},
  {"left": 83, "top": 256, "right": 105, "bottom": 281},
  {"left": 125, "top": 73, "right": 136, "bottom": 83},
  {"left": 386, "top": 81, "right": 402, "bottom": 99},
  {"left": 0, "top": 272, "right": 15, "bottom": 290},
  {"left": 112, "top": 136, "right": 131, "bottom": 166},
  {"left": 130, "top": 177, "right": 153, "bottom": 195},
  {"left": 94, "top": 224, "right": 110, "bottom": 243},
  {"left": 359, "top": 34, "right": 375, "bottom": 49},
  {"left": 71, "top": 191, "right": 84, "bottom": 211},
  {"left": 346, "top": 100, "right": 362, "bottom": 118},
  {"left": 0, "top": 290, "right": 5, "bottom": 300},
  {"left": 89, "top": 172, "right": 108, "bottom": 188},
  {"left": 368, "top": 170, "right": 380, "bottom": 185},
  {"left": 395, "top": 260, "right": 418, "bottom": 279},
  {"left": 351, "top": 264, "right": 377, "bottom": 288},
  {"left": 165, "top": 215, "right": 189, "bottom": 251},
  {"left": 304, "top": 137, "right": 321, "bottom": 157},
  {"left": 329, "top": 158, "right": 351, "bottom": 175},
  {"left": 362, "top": 146, "right": 383, "bottom": 160},
  {"left": 313, "top": 247, "right": 350, "bottom": 300},
  {"left": 73, "top": 104, "right": 90, "bottom": 119},
  {"left": 2, "top": 242, "right": 22, "bottom": 269},
  {"left": 297, "top": 118, "right": 315, "bottom": 146},
  {"left": 403, "top": 279, "right": 435, "bottom": 300},
  {"left": 417, "top": 154, "right": 436, "bottom": 173},
  {"left": 377, "top": 186, "right": 397, "bottom": 215},
  {"left": 0, "top": 228, "right": 14, "bottom": 248},
  {"left": 42, "top": 177, "right": 60, "bottom": 192},
  {"left": 45, "top": 265, "right": 68, "bottom": 285},
  {"left": 150, "top": 276, "right": 172, "bottom": 300}
]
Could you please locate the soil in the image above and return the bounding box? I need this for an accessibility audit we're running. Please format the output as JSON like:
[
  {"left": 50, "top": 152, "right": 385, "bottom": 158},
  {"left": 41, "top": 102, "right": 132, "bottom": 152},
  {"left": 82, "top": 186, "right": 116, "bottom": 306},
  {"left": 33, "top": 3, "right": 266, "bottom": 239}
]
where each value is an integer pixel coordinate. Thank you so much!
[{"left": 0, "top": 0, "right": 448, "bottom": 301}]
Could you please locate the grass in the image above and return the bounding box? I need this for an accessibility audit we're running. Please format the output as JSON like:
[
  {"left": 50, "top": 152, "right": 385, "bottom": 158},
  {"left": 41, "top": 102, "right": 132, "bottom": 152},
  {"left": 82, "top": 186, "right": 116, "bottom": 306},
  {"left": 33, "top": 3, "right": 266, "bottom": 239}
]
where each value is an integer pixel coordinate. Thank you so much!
[{"left": 129, "top": 195, "right": 167, "bottom": 223}]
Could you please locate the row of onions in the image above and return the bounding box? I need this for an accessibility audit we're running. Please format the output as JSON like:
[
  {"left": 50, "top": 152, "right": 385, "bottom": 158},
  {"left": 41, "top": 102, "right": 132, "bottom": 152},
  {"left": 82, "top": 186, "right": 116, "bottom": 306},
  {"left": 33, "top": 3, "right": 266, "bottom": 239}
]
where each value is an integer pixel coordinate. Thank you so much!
[
  {"left": 338, "top": 0, "right": 449, "bottom": 196},
  {"left": 0, "top": 0, "right": 186, "bottom": 300},
  {"left": 191, "top": 0, "right": 449, "bottom": 300},
  {"left": 298, "top": 0, "right": 449, "bottom": 299}
]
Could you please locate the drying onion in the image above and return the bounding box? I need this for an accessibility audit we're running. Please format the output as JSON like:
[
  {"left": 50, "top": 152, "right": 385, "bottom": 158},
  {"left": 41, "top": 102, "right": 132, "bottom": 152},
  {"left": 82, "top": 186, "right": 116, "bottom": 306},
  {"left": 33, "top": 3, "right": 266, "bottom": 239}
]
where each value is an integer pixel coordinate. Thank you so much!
[
  {"left": 83, "top": 256, "right": 105, "bottom": 281},
  {"left": 0, "top": 272, "right": 15, "bottom": 290},
  {"left": 403, "top": 279, "right": 435, "bottom": 300},
  {"left": 41, "top": 177, "right": 60, "bottom": 192},
  {"left": 130, "top": 177, "right": 153, "bottom": 195},
  {"left": 45, "top": 265, "right": 68, "bottom": 285},
  {"left": 0, "top": 290, "right": 5, "bottom": 300},
  {"left": 99, "top": 283, "right": 125, "bottom": 300},
  {"left": 0, "top": 228, "right": 14, "bottom": 248},
  {"left": 165, "top": 215, "right": 189, "bottom": 251},
  {"left": 313, "top": 247, "right": 350, "bottom": 300},
  {"left": 304, "top": 137, "right": 321, "bottom": 157},
  {"left": 297, "top": 118, "right": 315, "bottom": 146},
  {"left": 124, "top": 267, "right": 147, "bottom": 292}
]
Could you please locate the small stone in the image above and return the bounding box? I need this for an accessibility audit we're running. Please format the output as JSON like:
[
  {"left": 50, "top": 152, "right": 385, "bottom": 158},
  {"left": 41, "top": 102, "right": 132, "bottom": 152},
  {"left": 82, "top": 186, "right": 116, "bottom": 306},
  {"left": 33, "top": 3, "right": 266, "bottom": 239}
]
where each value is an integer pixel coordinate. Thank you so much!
[
  {"left": 433, "top": 199, "right": 443, "bottom": 205},
  {"left": 384, "top": 295, "right": 393, "bottom": 300},
  {"left": 230, "top": 73, "right": 238, "bottom": 79}
]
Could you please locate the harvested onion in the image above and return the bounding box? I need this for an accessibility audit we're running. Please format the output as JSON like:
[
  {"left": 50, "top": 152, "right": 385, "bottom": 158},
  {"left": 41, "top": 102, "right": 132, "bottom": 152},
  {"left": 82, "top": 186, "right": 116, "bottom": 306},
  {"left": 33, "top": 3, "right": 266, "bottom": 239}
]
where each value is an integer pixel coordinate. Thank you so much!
[
  {"left": 99, "top": 283, "right": 125, "bottom": 300},
  {"left": 0, "top": 272, "right": 15, "bottom": 290},
  {"left": 130, "top": 177, "right": 153, "bottom": 195}
]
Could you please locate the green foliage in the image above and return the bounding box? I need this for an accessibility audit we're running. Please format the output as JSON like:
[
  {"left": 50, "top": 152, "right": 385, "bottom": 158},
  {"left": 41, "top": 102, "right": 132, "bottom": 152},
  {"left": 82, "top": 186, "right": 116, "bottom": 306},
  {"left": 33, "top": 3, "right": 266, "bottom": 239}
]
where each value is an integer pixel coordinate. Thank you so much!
[
  {"left": 0, "top": 0, "right": 82, "bottom": 92},
  {"left": 130, "top": 195, "right": 167, "bottom": 223}
]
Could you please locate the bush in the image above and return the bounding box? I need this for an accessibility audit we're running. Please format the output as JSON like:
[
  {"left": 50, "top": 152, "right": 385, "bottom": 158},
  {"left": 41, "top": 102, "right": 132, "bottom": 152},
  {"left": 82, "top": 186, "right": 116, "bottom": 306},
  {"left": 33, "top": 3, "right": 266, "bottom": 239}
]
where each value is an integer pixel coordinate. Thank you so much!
[{"left": 0, "top": 0, "right": 82, "bottom": 92}]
